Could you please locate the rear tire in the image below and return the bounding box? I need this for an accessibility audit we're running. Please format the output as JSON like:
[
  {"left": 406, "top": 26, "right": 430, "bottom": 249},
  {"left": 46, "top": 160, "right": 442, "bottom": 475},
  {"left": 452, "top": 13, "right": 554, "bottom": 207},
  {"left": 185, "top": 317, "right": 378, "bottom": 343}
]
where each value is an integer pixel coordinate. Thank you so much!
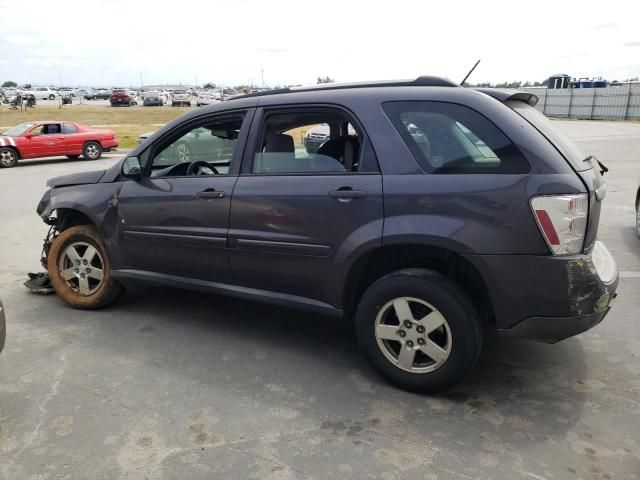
[
  {"left": 355, "top": 268, "right": 483, "bottom": 393},
  {"left": 49, "top": 94, "right": 55, "bottom": 100},
  {"left": 83, "top": 141, "right": 102, "bottom": 160},
  {"left": 47, "top": 225, "right": 122, "bottom": 309},
  {"left": 0, "top": 147, "right": 18, "bottom": 168},
  {"left": 635, "top": 195, "right": 640, "bottom": 239}
]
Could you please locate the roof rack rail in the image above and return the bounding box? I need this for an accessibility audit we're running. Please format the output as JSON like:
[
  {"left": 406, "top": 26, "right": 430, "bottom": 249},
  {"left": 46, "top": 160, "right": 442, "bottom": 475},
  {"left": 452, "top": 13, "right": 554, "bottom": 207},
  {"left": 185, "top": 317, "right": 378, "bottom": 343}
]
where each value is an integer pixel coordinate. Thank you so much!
[{"left": 229, "top": 76, "right": 459, "bottom": 100}]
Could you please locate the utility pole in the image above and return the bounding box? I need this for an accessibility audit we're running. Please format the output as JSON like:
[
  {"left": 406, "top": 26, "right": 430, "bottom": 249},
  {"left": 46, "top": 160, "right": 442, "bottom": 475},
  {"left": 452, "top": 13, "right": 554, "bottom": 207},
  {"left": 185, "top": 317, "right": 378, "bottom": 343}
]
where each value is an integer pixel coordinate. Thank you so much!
[
  {"left": 139, "top": 71, "right": 143, "bottom": 89},
  {"left": 261, "top": 67, "right": 264, "bottom": 87}
]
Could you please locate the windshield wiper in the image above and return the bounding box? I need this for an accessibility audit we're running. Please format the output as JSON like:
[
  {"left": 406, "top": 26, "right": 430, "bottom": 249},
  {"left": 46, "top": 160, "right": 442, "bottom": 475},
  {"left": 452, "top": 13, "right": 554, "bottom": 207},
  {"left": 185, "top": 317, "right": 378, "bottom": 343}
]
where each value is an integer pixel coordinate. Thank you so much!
[{"left": 584, "top": 155, "right": 608, "bottom": 175}]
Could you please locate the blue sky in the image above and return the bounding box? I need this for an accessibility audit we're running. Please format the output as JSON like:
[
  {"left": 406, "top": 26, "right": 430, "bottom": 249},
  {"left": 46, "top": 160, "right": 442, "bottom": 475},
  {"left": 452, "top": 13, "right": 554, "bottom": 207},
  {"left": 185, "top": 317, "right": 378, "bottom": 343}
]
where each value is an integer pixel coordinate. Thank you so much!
[{"left": 0, "top": 0, "right": 638, "bottom": 87}]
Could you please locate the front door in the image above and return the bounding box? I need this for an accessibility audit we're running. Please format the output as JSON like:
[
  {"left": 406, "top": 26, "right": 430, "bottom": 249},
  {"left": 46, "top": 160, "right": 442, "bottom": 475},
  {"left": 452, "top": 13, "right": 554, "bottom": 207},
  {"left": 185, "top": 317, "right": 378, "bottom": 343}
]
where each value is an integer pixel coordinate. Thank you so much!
[
  {"left": 228, "top": 107, "right": 383, "bottom": 306},
  {"left": 25, "top": 123, "right": 65, "bottom": 158},
  {"left": 117, "top": 111, "right": 251, "bottom": 282}
]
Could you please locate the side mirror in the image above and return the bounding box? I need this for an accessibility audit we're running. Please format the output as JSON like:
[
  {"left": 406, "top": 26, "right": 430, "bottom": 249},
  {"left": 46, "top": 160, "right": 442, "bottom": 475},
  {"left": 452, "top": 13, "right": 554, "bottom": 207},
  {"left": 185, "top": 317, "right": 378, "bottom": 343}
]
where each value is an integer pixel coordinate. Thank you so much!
[
  {"left": 24, "top": 132, "right": 33, "bottom": 139},
  {"left": 122, "top": 156, "right": 142, "bottom": 179}
]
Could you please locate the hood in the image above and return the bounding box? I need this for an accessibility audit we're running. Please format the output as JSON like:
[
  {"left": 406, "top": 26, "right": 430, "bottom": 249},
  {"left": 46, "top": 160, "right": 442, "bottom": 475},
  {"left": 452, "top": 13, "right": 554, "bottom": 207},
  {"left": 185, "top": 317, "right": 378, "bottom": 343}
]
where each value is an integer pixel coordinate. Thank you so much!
[{"left": 47, "top": 169, "right": 106, "bottom": 188}]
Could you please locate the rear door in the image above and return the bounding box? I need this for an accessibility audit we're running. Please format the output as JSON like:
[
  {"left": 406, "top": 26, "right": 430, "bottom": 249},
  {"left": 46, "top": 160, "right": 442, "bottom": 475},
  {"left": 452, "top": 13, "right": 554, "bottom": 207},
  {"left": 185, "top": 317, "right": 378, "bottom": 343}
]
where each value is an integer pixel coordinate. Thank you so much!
[
  {"left": 62, "top": 123, "right": 82, "bottom": 154},
  {"left": 228, "top": 106, "right": 383, "bottom": 306}
]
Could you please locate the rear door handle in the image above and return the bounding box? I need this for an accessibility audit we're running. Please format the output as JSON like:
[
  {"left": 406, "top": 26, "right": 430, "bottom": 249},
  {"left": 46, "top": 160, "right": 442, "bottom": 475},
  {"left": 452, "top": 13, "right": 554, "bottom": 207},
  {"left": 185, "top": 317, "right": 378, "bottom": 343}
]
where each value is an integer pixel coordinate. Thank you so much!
[
  {"left": 328, "top": 188, "right": 367, "bottom": 199},
  {"left": 197, "top": 188, "right": 225, "bottom": 199}
]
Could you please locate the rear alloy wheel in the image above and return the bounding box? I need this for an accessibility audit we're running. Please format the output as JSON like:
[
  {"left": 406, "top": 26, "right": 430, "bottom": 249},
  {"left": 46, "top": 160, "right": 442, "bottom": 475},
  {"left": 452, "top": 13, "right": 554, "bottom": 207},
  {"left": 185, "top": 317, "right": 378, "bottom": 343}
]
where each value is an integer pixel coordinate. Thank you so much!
[
  {"left": 49, "top": 94, "right": 55, "bottom": 100},
  {"left": 636, "top": 197, "right": 640, "bottom": 238},
  {"left": 83, "top": 141, "right": 102, "bottom": 160},
  {"left": 356, "top": 268, "right": 482, "bottom": 393},
  {"left": 0, "top": 148, "right": 18, "bottom": 168},
  {"left": 47, "top": 225, "right": 122, "bottom": 309}
]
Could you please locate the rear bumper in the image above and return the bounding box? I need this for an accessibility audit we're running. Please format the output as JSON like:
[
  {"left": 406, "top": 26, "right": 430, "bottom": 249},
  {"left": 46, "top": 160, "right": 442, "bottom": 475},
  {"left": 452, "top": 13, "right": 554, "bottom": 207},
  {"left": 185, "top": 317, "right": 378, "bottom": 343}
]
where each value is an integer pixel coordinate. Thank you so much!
[
  {"left": 498, "top": 308, "right": 612, "bottom": 343},
  {"left": 464, "top": 241, "right": 618, "bottom": 341},
  {"left": 102, "top": 139, "right": 118, "bottom": 150}
]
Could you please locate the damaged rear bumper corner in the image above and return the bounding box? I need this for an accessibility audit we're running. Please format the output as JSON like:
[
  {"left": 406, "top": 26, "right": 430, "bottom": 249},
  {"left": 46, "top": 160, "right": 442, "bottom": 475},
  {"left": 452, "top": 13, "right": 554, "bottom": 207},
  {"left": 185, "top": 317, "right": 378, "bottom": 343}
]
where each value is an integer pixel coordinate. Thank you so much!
[{"left": 498, "top": 241, "right": 618, "bottom": 342}]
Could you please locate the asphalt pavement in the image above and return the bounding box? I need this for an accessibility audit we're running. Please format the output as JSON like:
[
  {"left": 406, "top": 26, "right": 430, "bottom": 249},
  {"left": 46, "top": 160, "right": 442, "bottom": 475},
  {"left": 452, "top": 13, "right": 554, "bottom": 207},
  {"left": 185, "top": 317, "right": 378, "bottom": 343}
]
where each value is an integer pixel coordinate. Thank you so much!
[{"left": 0, "top": 121, "right": 639, "bottom": 479}]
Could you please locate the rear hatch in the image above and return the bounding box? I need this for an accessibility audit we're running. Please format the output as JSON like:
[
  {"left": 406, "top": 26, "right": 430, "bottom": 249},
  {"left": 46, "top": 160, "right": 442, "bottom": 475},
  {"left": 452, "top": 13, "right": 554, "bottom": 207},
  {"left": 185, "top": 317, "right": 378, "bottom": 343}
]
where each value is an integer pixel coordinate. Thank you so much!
[{"left": 506, "top": 99, "right": 605, "bottom": 251}]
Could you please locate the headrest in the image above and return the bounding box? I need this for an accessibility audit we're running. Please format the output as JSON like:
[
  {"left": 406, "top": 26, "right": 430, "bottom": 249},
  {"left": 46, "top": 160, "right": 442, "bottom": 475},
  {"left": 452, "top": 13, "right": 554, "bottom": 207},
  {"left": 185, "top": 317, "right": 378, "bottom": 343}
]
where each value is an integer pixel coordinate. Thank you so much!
[{"left": 264, "top": 133, "right": 294, "bottom": 153}]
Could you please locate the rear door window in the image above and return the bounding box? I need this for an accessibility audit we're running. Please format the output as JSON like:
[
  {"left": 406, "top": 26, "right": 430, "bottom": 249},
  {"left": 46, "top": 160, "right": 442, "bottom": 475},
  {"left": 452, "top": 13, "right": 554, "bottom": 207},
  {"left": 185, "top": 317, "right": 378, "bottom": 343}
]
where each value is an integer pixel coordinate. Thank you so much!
[
  {"left": 383, "top": 101, "right": 529, "bottom": 174},
  {"left": 63, "top": 124, "right": 77, "bottom": 134}
]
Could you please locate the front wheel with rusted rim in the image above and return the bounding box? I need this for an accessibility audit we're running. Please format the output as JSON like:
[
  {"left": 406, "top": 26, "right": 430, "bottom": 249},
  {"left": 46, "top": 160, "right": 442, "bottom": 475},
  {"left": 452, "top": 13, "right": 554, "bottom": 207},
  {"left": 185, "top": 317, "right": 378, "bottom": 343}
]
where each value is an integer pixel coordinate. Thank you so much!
[
  {"left": 355, "top": 268, "right": 482, "bottom": 393},
  {"left": 0, "top": 147, "right": 18, "bottom": 168},
  {"left": 47, "top": 225, "right": 122, "bottom": 309}
]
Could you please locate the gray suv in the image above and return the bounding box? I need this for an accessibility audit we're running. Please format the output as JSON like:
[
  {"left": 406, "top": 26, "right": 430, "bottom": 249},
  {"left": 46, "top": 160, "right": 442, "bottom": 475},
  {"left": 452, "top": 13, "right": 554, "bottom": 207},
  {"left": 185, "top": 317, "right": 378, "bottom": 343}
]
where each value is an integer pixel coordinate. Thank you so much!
[{"left": 35, "top": 77, "right": 618, "bottom": 392}]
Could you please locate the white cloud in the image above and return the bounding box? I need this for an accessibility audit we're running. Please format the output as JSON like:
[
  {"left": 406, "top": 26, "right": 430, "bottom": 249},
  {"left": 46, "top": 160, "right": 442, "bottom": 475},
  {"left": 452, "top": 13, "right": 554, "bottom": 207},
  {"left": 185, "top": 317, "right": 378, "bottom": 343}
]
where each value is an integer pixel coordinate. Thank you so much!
[{"left": 0, "top": 0, "right": 639, "bottom": 86}]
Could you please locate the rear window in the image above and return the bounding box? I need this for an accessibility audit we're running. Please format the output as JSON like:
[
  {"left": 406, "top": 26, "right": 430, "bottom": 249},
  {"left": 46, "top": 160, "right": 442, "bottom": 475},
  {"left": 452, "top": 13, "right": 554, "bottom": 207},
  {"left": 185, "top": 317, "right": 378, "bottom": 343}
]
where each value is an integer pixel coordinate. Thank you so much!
[
  {"left": 383, "top": 101, "right": 529, "bottom": 174},
  {"left": 63, "top": 124, "right": 77, "bottom": 134},
  {"left": 507, "top": 101, "right": 589, "bottom": 171}
]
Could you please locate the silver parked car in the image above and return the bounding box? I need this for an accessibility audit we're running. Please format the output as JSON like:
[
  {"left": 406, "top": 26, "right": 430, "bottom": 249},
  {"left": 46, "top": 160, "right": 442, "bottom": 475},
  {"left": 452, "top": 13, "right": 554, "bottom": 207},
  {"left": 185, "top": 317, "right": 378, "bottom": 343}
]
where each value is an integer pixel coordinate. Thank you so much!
[{"left": 171, "top": 89, "right": 191, "bottom": 107}]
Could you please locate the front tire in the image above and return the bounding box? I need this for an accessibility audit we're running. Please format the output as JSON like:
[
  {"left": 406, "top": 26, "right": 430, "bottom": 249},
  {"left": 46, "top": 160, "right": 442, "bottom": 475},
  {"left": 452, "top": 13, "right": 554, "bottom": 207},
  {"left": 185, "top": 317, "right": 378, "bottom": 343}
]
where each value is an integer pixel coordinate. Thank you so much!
[
  {"left": 47, "top": 225, "right": 122, "bottom": 309},
  {"left": 83, "top": 141, "right": 102, "bottom": 160},
  {"left": 0, "top": 147, "right": 18, "bottom": 168},
  {"left": 355, "top": 269, "right": 482, "bottom": 393}
]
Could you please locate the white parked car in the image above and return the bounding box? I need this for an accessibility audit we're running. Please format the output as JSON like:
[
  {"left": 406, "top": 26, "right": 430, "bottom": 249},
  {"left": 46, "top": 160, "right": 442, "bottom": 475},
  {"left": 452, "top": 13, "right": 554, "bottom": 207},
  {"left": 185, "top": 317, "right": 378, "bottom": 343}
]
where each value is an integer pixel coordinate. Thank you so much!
[
  {"left": 2, "top": 87, "right": 20, "bottom": 100},
  {"left": 171, "top": 89, "right": 191, "bottom": 107},
  {"left": 196, "top": 91, "right": 220, "bottom": 107},
  {"left": 30, "top": 87, "right": 59, "bottom": 100}
]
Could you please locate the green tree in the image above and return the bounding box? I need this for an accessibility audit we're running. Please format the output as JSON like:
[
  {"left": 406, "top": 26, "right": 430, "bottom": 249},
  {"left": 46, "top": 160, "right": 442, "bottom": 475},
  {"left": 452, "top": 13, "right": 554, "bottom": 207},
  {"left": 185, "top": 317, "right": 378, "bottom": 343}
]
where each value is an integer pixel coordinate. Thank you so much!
[{"left": 2, "top": 81, "right": 17, "bottom": 88}]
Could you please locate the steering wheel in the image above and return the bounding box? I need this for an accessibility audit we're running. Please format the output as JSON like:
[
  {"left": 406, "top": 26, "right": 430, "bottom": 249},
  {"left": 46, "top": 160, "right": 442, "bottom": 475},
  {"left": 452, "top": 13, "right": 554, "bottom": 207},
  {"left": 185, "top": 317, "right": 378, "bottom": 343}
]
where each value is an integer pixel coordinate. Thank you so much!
[{"left": 186, "top": 160, "right": 219, "bottom": 176}]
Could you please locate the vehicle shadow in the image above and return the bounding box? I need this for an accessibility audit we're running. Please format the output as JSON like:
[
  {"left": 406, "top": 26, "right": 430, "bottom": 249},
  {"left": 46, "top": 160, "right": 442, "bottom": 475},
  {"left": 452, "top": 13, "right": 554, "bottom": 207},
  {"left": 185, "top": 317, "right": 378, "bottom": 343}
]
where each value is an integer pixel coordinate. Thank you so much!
[
  {"left": 95, "top": 284, "right": 589, "bottom": 445},
  {"left": 13, "top": 153, "right": 121, "bottom": 168}
]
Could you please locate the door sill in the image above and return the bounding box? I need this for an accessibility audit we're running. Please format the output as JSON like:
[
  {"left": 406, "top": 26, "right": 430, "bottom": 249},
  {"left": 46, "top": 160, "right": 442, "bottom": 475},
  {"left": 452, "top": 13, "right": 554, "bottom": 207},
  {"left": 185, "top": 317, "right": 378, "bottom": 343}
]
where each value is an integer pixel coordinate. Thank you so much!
[{"left": 112, "top": 269, "right": 343, "bottom": 317}]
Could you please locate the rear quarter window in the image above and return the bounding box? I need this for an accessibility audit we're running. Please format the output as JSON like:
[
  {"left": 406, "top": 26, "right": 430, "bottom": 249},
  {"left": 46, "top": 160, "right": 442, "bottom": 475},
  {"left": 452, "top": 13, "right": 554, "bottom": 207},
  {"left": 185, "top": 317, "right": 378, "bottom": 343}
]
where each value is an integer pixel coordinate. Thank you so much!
[{"left": 383, "top": 101, "right": 529, "bottom": 174}]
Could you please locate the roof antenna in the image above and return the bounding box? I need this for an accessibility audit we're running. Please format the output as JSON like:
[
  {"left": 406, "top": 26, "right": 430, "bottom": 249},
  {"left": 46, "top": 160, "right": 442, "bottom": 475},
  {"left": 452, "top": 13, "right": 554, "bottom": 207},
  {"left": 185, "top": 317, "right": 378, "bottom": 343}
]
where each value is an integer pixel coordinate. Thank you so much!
[{"left": 460, "top": 59, "right": 481, "bottom": 86}]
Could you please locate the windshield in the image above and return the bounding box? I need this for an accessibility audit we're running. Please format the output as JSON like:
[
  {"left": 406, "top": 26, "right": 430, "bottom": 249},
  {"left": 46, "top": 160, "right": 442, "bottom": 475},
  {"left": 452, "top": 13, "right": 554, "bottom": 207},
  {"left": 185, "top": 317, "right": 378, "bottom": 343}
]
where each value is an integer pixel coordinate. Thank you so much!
[
  {"left": 3, "top": 123, "right": 34, "bottom": 137},
  {"left": 508, "top": 101, "right": 590, "bottom": 171}
]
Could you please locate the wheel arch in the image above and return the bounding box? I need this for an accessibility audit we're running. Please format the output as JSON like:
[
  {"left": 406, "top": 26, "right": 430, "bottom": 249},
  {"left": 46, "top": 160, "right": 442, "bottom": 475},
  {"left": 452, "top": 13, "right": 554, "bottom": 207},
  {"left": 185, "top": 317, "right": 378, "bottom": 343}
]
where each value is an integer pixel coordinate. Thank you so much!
[
  {"left": 0, "top": 145, "right": 21, "bottom": 159},
  {"left": 84, "top": 139, "right": 103, "bottom": 148},
  {"left": 54, "top": 207, "right": 97, "bottom": 231},
  {"left": 342, "top": 242, "right": 495, "bottom": 326}
]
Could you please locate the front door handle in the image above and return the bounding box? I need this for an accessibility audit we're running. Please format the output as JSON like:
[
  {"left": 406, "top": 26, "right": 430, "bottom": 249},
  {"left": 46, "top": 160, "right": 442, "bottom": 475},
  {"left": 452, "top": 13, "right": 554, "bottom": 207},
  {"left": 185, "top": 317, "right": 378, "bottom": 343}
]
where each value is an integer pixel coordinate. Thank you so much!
[
  {"left": 328, "top": 187, "right": 367, "bottom": 199},
  {"left": 197, "top": 188, "right": 225, "bottom": 199}
]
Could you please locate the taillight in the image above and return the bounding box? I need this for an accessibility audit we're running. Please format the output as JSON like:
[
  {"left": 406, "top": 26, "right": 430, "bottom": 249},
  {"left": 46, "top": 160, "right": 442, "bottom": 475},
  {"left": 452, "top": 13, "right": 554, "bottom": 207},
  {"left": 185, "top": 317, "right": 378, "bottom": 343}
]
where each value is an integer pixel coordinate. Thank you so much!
[{"left": 530, "top": 194, "right": 588, "bottom": 255}]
